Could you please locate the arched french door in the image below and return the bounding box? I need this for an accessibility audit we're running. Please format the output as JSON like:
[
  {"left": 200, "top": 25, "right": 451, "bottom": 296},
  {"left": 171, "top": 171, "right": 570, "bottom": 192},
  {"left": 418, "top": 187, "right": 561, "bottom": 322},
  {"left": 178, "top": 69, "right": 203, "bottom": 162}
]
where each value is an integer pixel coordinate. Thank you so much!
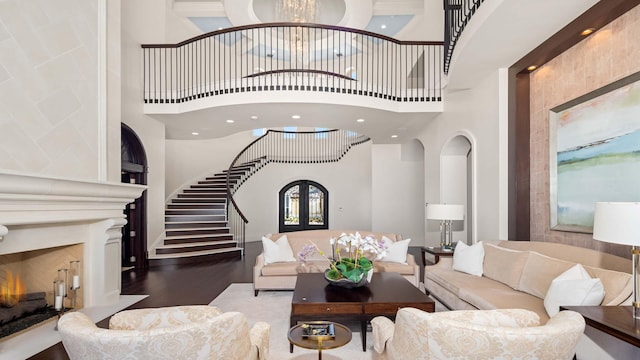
[
  {"left": 279, "top": 180, "right": 329, "bottom": 233},
  {"left": 121, "top": 124, "right": 148, "bottom": 269}
]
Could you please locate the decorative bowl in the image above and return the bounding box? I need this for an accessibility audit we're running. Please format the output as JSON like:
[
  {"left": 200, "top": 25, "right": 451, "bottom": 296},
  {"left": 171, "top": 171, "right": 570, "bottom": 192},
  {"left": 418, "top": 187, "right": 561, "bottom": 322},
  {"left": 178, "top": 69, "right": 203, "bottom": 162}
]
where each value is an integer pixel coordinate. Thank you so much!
[{"left": 324, "top": 269, "right": 370, "bottom": 288}]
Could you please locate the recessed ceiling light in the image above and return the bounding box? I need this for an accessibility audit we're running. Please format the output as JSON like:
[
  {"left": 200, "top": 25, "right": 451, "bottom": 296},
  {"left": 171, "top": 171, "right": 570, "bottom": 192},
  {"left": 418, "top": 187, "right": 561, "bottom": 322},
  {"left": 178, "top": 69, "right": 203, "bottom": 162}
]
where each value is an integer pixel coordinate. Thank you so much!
[
  {"left": 356, "top": 118, "right": 365, "bottom": 123},
  {"left": 226, "top": 119, "right": 235, "bottom": 123},
  {"left": 527, "top": 65, "right": 537, "bottom": 71},
  {"left": 581, "top": 28, "right": 595, "bottom": 36},
  {"left": 191, "top": 132, "right": 199, "bottom": 135},
  {"left": 391, "top": 135, "right": 398, "bottom": 138},
  {"left": 250, "top": 115, "right": 258, "bottom": 120},
  {"left": 381, "top": 24, "right": 387, "bottom": 29},
  {"left": 291, "top": 115, "right": 301, "bottom": 119}
]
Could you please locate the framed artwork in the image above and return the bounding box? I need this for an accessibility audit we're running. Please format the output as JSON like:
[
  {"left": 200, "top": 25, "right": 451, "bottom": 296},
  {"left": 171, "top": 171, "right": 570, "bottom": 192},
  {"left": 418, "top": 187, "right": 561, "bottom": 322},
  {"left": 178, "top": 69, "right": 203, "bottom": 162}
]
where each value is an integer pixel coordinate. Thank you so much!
[{"left": 549, "top": 71, "right": 640, "bottom": 233}]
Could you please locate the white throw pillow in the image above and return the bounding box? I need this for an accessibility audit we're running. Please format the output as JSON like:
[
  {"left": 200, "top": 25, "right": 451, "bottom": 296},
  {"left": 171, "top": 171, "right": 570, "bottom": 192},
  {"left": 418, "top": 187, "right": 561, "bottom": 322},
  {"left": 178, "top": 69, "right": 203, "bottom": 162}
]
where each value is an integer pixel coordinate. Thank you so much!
[
  {"left": 452, "top": 241, "right": 484, "bottom": 276},
  {"left": 261, "top": 235, "right": 296, "bottom": 264},
  {"left": 544, "top": 264, "right": 605, "bottom": 317},
  {"left": 377, "top": 237, "right": 411, "bottom": 264}
]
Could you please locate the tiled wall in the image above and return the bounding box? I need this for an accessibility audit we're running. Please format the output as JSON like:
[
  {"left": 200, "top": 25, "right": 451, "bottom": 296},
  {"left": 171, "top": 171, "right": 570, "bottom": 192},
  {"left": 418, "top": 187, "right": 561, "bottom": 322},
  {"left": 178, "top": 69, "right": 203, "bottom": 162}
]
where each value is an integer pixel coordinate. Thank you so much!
[
  {"left": 530, "top": 5, "right": 640, "bottom": 257},
  {"left": 0, "top": 0, "right": 100, "bottom": 180}
]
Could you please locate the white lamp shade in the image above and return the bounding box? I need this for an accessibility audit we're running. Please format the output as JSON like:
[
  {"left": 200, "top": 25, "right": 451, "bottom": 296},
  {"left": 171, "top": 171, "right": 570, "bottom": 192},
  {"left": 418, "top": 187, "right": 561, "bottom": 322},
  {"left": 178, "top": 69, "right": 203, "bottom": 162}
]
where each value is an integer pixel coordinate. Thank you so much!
[
  {"left": 426, "top": 204, "right": 464, "bottom": 221},
  {"left": 592, "top": 202, "right": 640, "bottom": 246}
]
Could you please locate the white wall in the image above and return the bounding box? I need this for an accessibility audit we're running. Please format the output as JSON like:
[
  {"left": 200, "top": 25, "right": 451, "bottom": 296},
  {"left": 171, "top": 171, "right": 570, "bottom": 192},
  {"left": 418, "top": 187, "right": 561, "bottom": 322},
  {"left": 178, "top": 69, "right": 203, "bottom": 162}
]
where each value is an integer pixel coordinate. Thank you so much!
[
  {"left": 107, "top": 0, "right": 123, "bottom": 182},
  {"left": 165, "top": 131, "right": 257, "bottom": 199},
  {"left": 235, "top": 142, "right": 373, "bottom": 241},
  {"left": 372, "top": 143, "right": 425, "bottom": 244},
  {"left": 0, "top": 0, "right": 103, "bottom": 181},
  {"left": 440, "top": 154, "right": 468, "bottom": 243},
  {"left": 419, "top": 69, "right": 506, "bottom": 246},
  {"left": 121, "top": 0, "right": 169, "bottom": 247}
]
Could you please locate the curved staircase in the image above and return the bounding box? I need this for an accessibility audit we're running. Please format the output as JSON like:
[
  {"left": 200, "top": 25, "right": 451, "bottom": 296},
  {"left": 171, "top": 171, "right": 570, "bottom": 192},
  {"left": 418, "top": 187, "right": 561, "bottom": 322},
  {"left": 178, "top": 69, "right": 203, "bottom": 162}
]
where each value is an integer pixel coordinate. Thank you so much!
[
  {"left": 150, "top": 130, "right": 369, "bottom": 265},
  {"left": 149, "top": 163, "right": 260, "bottom": 265}
]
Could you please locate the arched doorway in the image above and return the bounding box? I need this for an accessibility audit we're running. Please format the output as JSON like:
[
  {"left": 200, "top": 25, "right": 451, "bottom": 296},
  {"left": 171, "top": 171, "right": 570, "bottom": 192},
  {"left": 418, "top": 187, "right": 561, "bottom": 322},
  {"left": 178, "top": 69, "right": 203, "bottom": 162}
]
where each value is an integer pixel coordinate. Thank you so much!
[
  {"left": 279, "top": 180, "right": 329, "bottom": 233},
  {"left": 440, "top": 134, "right": 474, "bottom": 244},
  {"left": 121, "top": 124, "right": 148, "bottom": 269}
]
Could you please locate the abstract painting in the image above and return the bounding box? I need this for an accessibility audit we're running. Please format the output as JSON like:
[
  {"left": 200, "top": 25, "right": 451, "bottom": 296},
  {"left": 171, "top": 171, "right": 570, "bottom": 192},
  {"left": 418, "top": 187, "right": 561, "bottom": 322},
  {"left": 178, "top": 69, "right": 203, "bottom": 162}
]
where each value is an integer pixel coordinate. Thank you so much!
[{"left": 549, "top": 72, "right": 640, "bottom": 232}]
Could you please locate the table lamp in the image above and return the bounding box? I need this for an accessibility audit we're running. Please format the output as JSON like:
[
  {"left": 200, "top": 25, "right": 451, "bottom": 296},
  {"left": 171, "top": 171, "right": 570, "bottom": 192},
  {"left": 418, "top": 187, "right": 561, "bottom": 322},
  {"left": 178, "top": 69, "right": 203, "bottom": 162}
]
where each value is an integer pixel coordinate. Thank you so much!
[
  {"left": 426, "top": 204, "right": 464, "bottom": 250},
  {"left": 592, "top": 202, "right": 640, "bottom": 319}
]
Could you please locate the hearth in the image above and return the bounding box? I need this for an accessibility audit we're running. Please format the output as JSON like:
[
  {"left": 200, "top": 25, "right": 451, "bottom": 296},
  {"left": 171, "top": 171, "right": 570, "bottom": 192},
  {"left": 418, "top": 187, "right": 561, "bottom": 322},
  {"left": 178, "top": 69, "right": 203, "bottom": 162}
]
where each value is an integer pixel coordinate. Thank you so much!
[
  {"left": 0, "top": 290, "right": 56, "bottom": 339},
  {"left": 1, "top": 292, "right": 48, "bottom": 324}
]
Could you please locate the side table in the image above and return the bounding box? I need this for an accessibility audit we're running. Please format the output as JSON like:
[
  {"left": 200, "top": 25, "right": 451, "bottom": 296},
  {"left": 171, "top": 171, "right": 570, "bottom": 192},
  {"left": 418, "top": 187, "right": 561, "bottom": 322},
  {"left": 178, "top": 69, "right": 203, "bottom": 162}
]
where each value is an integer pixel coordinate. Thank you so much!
[
  {"left": 288, "top": 321, "right": 352, "bottom": 360},
  {"left": 421, "top": 246, "right": 455, "bottom": 266},
  {"left": 560, "top": 306, "right": 640, "bottom": 347},
  {"left": 421, "top": 246, "right": 455, "bottom": 294}
]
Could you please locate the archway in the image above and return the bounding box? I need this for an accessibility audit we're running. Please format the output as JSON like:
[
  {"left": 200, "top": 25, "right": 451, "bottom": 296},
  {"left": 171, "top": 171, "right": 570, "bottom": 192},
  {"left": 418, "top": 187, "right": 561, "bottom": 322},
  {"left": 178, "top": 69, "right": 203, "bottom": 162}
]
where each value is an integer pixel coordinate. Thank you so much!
[
  {"left": 121, "top": 124, "right": 148, "bottom": 269},
  {"left": 440, "top": 134, "right": 474, "bottom": 244}
]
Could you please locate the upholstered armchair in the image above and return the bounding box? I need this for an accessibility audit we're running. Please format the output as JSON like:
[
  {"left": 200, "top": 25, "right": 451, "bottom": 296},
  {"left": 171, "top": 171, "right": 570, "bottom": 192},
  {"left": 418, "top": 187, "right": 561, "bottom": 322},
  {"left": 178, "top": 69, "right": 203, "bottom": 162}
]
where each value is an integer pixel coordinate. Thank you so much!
[
  {"left": 58, "top": 305, "right": 270, "bottom": 360},
  {"left": 371, "top": 308, "right": 585, "bottom": 360}
]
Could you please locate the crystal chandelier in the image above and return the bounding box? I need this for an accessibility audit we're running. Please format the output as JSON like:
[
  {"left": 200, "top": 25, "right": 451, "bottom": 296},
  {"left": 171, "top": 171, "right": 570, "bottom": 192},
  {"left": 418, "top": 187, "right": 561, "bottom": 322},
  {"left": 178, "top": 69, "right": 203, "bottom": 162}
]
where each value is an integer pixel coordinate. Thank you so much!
[{"left": 276, "top": 0, "right": 318, "bottom": 23}]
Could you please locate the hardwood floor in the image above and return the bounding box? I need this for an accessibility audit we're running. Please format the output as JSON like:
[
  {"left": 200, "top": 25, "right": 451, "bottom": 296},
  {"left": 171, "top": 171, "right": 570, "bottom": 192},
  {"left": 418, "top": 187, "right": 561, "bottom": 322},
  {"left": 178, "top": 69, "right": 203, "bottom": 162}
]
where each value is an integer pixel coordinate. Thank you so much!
[{"left": 28, "top": 242, "right": 424, "bottom": 359}]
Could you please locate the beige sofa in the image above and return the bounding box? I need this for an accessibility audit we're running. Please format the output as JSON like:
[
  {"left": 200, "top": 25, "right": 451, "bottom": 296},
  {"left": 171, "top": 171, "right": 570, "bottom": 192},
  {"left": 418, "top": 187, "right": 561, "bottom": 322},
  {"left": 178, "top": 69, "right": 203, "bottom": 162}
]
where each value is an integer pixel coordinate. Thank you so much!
[
  {"left": 254, "top": 230, "right": 420, "bottom": 295},
  {"left": 425, "top": 240, "right": 633, "bottom": 324}
]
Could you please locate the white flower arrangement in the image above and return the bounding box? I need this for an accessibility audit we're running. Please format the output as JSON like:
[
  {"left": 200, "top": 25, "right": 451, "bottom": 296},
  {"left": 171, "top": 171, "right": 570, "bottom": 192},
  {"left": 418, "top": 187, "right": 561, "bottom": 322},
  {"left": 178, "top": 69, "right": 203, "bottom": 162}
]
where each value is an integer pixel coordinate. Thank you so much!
[{"left": 297, "top": 232, "right": 387, "bottom": 282}]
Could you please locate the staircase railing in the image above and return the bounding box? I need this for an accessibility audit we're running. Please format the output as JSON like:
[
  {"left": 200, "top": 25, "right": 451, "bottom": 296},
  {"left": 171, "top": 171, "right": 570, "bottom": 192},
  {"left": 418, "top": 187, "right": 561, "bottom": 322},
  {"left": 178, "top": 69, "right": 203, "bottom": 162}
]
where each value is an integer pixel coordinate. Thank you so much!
[
  {"left": 226, "top": 129, "right": 370, "bottom": 255},
  {"left": 444, "top": 0, "right": 485, "bottom": 74},
  {"left": 142, "top": 23, "right": 444, "bottom": 104}
]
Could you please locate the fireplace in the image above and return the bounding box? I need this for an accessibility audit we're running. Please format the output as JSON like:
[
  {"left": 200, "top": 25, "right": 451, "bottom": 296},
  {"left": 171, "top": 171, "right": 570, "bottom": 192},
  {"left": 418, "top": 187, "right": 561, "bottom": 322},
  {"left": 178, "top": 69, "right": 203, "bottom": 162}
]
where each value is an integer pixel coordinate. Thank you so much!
[
  {"left": 0, "top": 171, "right": 145, "bottom": 340},
  {"left": 1, "top": 244, "right": 84, "bottom": 338}
]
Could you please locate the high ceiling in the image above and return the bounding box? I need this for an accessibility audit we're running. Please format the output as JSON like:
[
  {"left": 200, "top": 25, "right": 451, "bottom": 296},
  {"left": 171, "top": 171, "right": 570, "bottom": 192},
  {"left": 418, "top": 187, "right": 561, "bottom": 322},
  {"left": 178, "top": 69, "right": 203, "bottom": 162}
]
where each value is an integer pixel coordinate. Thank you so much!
[
  {"left": 157, "top": 0, "right": 597, "bottom": 143},
  {"left": 158, "top": 0, "right": 432, "bottom": 143}
]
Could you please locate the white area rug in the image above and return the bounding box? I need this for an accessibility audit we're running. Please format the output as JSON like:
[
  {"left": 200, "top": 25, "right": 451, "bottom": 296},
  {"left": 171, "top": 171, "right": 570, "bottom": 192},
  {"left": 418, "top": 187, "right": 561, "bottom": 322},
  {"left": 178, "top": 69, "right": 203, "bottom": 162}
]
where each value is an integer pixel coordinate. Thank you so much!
[{"left": 209, "top": 283, "right": 447, "bottom": 360}]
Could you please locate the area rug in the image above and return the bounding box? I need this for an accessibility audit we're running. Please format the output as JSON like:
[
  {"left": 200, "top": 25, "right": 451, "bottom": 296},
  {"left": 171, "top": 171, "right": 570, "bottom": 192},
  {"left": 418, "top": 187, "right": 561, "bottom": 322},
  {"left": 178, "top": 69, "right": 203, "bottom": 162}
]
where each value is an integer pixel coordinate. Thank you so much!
[{"left": 208, "top": 283, "right": 446, "bottom": 360}]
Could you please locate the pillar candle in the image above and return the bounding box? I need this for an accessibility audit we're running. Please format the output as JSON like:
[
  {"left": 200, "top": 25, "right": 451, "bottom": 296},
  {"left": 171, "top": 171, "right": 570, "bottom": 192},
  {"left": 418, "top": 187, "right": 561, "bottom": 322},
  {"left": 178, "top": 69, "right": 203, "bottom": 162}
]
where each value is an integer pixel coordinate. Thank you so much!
[
  {"left": 72, "top": 275, "right": 80, "bottom": 290},
  {"left": 54, "top": 295, "right": 62, "bottom": 310}
]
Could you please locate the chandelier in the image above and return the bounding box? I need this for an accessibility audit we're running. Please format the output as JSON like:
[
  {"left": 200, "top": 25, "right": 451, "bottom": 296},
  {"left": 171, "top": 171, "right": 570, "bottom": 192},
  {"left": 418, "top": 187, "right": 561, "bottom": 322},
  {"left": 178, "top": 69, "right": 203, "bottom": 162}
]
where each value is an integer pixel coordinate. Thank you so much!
[{"left": 276, "top": 0, "right": 318, "bottom": 23}]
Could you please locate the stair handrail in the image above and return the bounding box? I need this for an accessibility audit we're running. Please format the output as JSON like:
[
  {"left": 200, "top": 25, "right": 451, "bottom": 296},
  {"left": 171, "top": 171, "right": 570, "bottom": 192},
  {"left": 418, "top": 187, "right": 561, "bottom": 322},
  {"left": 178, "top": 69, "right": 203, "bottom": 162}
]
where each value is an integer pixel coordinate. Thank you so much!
[
  {"left": 225, "top": 129, "right": 370, "bottom": 254},
  {"left": 443, "top": 0, "right": 485, "bottom": 74}
]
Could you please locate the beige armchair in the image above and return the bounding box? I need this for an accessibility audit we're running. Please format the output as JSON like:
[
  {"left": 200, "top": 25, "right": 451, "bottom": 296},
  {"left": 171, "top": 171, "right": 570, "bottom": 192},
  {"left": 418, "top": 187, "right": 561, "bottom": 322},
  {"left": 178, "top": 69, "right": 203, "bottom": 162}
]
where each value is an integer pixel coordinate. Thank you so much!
[
  {"left": 371, "top": 308, "right": 585, "bottom": 360},
  {"left": 58, "top": 305, "right": 270, "bottom": 360}
]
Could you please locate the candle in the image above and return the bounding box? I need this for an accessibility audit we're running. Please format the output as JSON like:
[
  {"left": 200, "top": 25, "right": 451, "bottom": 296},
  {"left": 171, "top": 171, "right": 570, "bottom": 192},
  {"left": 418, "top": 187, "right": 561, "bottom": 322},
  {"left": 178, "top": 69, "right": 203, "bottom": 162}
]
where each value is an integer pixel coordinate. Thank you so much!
[
  {"left": 54, "top": 295, "right": 62, "bottom": 310},
  {"left": 58, "top": 282, "right": 66, "bottom": 297},
  {"left": 72, "top": 275, "right": 80, "bottom": 290}
]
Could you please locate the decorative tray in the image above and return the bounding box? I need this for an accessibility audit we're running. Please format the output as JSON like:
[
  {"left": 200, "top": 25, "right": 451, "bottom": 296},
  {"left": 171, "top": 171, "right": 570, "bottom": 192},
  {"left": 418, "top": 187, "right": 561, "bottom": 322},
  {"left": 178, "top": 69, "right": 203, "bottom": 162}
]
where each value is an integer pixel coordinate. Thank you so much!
[{"left": 301, "top": 322, "right": 335, "bottom": 340}]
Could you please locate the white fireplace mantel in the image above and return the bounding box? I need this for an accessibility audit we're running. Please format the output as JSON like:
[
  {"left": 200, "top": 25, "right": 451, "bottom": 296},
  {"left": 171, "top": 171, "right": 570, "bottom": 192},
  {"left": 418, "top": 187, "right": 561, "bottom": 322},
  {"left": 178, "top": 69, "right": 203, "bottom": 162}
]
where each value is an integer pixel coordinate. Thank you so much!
[
  {"left": 0, "top": 171, "right": 146, "bottom": 227},
  {"left": 0, "top": 171, "right": 146, "bottom": 307}
]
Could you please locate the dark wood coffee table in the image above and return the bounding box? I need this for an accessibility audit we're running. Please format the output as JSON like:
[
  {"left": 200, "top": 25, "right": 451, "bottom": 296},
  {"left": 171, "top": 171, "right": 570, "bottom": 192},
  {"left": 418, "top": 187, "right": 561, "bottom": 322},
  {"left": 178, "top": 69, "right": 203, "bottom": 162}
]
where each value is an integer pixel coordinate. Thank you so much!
[{"left": 290, "top": 272, "right": 435, "bottom": 352}]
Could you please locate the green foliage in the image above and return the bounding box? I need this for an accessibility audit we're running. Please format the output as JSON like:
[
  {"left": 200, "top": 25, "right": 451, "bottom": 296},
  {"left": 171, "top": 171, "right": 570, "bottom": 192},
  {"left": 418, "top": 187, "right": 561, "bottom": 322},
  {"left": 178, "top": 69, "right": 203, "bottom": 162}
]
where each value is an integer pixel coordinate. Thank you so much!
[
  {"left": 326, "top": 268, "right": 341, "bottom": 280},
  {"left": 333, "top": 258, "right": 371, "bottom": 282}
]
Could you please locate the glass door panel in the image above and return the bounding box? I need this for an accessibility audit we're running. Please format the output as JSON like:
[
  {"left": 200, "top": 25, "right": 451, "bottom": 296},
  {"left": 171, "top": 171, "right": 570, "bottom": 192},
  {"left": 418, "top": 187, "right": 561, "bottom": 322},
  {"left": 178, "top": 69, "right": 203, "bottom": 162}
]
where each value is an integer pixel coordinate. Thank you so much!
[
  {"left": 284, "top": 185, "right": 300, "bottom": 225},
  {"left": 308, "top": 185, "right": 324, "bottom": 225}
]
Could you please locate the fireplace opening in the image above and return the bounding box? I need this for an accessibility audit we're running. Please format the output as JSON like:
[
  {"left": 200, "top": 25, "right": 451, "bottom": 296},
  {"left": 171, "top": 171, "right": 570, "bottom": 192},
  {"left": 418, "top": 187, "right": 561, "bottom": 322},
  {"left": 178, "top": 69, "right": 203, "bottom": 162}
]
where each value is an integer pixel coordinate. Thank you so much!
[
  {"left": 1, "top": 244, "right": 84, "bottom": 340},
  {"left": 0, "top": 271, "right": 59, "bottom": 339}
]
